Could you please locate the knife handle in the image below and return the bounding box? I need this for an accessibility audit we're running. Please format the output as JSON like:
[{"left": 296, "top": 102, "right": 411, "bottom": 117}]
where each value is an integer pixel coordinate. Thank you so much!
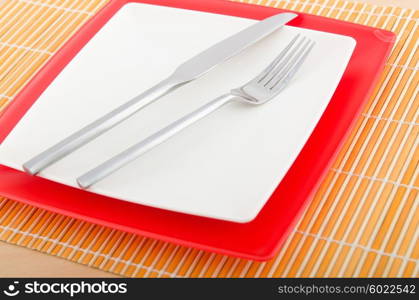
[
  {"left": 76, "top": 93, "right": 237, "bottom": 189},
  {"left": 23, "top": 77, "right": 183, "bottom": 175}
]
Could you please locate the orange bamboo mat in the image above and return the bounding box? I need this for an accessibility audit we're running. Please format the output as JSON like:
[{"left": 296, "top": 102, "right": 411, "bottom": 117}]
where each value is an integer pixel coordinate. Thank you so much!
[{"left": 0, "top": 0, "right": 417, "bottom": 278}]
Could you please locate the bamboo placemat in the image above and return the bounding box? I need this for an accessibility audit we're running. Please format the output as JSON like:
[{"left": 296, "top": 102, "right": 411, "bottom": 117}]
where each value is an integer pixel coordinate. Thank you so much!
[{"left": 0, "top": 0, "right": 417, "bottom": 278}]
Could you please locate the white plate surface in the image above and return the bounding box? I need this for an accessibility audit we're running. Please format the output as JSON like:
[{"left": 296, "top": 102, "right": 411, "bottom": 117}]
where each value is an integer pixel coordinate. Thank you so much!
[{"left": 0, "top": 3, "right": 355, "bottom": 222}]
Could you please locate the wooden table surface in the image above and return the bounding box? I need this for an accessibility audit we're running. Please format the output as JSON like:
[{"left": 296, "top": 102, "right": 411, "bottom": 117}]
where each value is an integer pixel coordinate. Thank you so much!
[{"left": 0, "top": 0, "right": 417, "bottom": 278}]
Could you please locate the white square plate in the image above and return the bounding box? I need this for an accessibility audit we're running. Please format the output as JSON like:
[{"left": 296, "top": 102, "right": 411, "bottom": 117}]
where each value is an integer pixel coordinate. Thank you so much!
[{"left": 0, "top": 3, "right": 355, "bottom": 222}]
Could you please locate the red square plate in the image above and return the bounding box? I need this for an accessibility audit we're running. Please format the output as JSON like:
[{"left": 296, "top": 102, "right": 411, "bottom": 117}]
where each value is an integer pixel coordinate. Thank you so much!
[{"left": 0, "top": 0, "right": 394, "bottom": 260}]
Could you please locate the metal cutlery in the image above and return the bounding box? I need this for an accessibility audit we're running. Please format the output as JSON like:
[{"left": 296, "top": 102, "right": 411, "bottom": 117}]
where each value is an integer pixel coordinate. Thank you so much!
[
  {"left": 23, "top": 12, "right": 297, "bottom": 176},
  {"left": 77, "top": 34, "right": 315, "bottom": 188}
]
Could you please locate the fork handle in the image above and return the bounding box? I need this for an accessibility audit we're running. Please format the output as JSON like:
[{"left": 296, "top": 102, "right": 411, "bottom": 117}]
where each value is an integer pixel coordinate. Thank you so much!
[
  {"left": 77, "top": 93, "right": 237, "bottom": 189},
  {"left": 23, "top": 77, "right": 183, "bottom": 175}
]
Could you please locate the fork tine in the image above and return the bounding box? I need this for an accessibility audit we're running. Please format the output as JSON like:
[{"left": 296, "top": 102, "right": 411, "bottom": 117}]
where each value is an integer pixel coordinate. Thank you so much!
[
  {"left": 281, "top": 41, "right": 315, "bottom": 84},
  {"left": 261, "top": 36, "right": 307, "bottom": 86},
  {"left": 270, "top": 40, "right": 315, "bottom": 92},
  {"left": 267, "top": 39, "right": 313, "bottom": 90},
  {"left": 256, "top": 34, "right": 301, "bottom": 84}
]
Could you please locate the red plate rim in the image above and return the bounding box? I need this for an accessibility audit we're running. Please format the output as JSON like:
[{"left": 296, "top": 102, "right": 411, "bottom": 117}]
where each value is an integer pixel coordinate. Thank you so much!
[{"left": 0, "top": 0, "right": 394, "bottom": 260}]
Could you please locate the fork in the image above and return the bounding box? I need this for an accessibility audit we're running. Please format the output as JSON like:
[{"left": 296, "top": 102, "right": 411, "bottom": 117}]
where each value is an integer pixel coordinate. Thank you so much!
[{"left": 77, "top": 35, "right": 315, "bottom": 189}]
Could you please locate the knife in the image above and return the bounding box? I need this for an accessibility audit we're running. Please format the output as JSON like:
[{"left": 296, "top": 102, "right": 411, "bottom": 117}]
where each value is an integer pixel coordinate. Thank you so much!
[{"left": 23, "top": 12, "right": 297, "bottom": 175}]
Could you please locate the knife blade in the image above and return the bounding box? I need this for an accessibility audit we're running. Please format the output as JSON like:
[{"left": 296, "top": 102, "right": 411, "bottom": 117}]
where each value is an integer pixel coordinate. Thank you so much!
[
  {"left": 23, "top": 12, "right": 297, "bottom": 175},
  {"left": 172, "top": 12, "right": 297, "bottom": 81}
]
